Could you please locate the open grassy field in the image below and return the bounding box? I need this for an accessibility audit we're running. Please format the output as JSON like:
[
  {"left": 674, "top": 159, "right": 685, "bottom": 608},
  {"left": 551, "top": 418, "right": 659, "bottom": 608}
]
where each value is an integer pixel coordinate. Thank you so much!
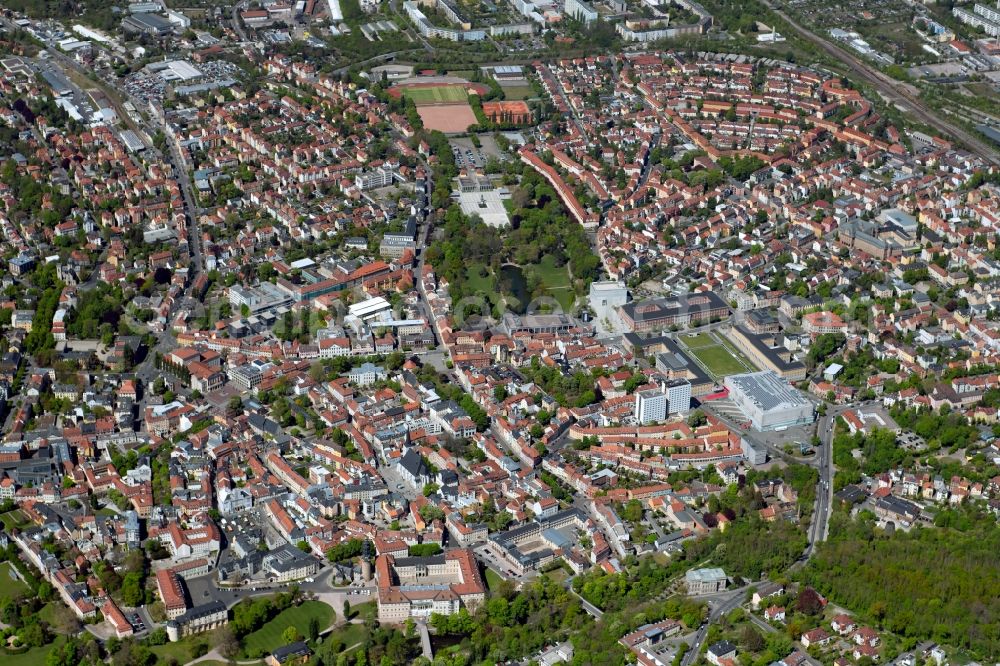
[
  {"left": 683, "top": 332, "right": 719, "bottom": 349},
  {"left": 500, "top": 84, "right": 535, "bottom": 100},
  {"left": 402, "top": 85, "right": 469, "bottom": 105},
  {"left": 0, "top": 562, "right": 29, "bottom": 600},
  {"left": 241, "top": 601, "right": 335, "bottom": 657},
  {"left": 717, "top": 335, "right": 759, "bottom": 370},
  {"left": 328, "top": 622, "right": 369, "bottom": 649},
  {"left": 485, "top": 568, "right": 504, "bottom": 592},
  {"left": 2, "top": 643, "right": 56, "bottom": 665},
  {"left": 690, "top": 344, "right": 751, "bottom": 378},
  {"left": 465, "top": 263, "right": 496, "bottom": 294},
  {"left": 0, "top": 509, "right": 28, "bottom": 530},
  {"left": 151, "top": 632, "right": 215, "bottom": 663},
  {"left": 527, "top": 255, "right": 575, "bottom": 311},
  {"left": 345, "top": 601, "right": 376, "bottom": 621}
]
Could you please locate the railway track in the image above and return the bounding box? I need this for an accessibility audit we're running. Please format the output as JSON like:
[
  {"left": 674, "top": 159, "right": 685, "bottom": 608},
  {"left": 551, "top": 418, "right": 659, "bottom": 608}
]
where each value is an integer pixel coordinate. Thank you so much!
[{"left": 762, "top": 0, "right": 1000, "bottom": 165}]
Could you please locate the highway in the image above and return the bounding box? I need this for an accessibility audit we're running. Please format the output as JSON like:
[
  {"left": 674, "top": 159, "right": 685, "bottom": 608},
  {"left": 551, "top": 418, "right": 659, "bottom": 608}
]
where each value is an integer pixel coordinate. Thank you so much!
[{"left": 761, "top": 0, "right": 999, "bottom": 165}]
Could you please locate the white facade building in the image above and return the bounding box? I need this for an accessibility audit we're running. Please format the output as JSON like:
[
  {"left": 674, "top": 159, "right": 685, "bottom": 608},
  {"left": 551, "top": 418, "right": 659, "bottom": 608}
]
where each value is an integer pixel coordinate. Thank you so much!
[
  {"left": 635, "top": 388, "right": 667, "bottom": 425},
  {"left": 664, "top": 378, "right": 692, "bottom": 415}
]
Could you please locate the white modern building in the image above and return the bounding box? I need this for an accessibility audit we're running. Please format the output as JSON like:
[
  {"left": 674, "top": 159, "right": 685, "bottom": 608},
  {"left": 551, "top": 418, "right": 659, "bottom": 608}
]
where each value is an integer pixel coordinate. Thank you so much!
[
  {"left": 664, "top": 378, "right": 692, "bottom": 415},
  {"left": 635, "top": 388, "right": 667, "bottom": 425},
  {"left": 588, "top": 280, "right": 628, "bottom": 324},
  {"left": 724, "top": 371, "right": 815, "bottom": 431},
  {"left": 565, "top": 0, "right": 598, "bottom": 23}
]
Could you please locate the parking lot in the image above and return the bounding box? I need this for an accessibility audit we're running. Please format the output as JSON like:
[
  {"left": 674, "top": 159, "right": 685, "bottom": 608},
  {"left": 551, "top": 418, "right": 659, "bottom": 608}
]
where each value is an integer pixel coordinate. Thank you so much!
[
  {"left": 473, "top": 544, "right": 533, "bottom": 582},
  {"left": 449, "top": 137, "right": 487, "bottom": 170},
  {"left": 378, "top": 463, "right": 419, "bottom": 501}
]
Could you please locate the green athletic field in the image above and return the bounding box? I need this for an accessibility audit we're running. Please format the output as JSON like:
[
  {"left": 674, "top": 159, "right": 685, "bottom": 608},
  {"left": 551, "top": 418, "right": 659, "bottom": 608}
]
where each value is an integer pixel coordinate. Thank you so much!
[{"left": 402, "top": 85, "right": 468, "bottom": 105}]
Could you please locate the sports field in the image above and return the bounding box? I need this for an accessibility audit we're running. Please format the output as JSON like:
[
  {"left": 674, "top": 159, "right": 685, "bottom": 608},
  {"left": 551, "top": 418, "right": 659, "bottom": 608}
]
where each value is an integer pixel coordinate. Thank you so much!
[
  {"left": 691, "top": 345, "right": 750, "bottom": 378},
  {"left": 401, "top": 85, "right": 468, "bottom": 105},
  {"left": 681, "top": 331, "right": 757, "bottom": 379},
  {"left": 417, "top": 104, "right": 478, "bottom": 133}
]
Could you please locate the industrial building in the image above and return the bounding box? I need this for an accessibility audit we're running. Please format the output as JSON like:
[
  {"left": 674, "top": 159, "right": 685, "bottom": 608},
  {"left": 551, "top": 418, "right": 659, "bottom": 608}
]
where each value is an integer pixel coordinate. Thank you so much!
[
  {"left": 122, "top": 13, "right": 175, "bottom": 36},
  {"left": 724, "top": 371, "right": 815, "bottom": 431}
]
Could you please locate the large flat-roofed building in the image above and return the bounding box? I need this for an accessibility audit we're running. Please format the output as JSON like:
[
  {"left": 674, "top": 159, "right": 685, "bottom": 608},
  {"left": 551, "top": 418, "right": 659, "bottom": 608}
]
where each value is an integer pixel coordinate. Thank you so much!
[
  {"left": 348, "top": 296, "right": 393, "bottom": 322},
  {"left": 685, "top": 567, "right": 728, "bottom": 595},
  {"left": 375, "top": 549, "right": 485, "bottom": 623},
  {"left": 727, "top": 325, "right": 807, "bottom": 381},
  {"left": 618, "top": 292, "right": 730, "bottom": 332},
  {"left": 379, "top": 234, "right": 417, "bottom": 259},
  {"left": 228, "top": 282, "right": 293, "bottom": 315},
  {"left": 500, "top": 312, "right": 588, "bottom": 335},
  {"left": 724, "top": 371, "right": 815, "bottom": 431},
  {"left": 122, "top": 12, "right": 174, "bottom": 36}
]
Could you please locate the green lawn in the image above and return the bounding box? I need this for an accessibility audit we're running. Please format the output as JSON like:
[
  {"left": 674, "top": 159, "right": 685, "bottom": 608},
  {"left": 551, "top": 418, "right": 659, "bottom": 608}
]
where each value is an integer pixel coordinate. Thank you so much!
[
  {"left": 682, "top": 332, "right": 719, "bottom": 349},
  {"left": 691, "top": 344, "right": 750, "bottom": 378},
  {"left": 326, "top": 622, "right": 369, "bottom": 649},
  {"left": 0, "top": 562, "right": 29, "bottom": 600},
  {"left": 544, "top": 567, "right": 569, "bottom": 584},
  {"left": 500, "top": 84, "right": 535, "bottom": 100},
  {"left": 241, "top": 601, "right": 335, "bottom": 658},
  {"left": 151, "top": 632, "right": 214, "bottom": 663},
  {"left": 1, "top": 639, "right": 59, "bottom": 666},
  {"left": 0, "top": 509, "right": 28, "bottom": 530},
  {"left": 36, "top": 603, "right": 65, "bottom": 628},
  {"left": 485, "top": 568, "right": 504, "bottom": 592},
  {"left": 402, "top": 85, "right": 468, "bottom": 105},
  {"left": 528, "top": 255, "right": 576, "bottom": 311},
  {"left": 465, "top": 257, "right": 576, "bottom": 311},
  {"left": 717, "top": 335, "right": 759, "bottom": 371},
  {"left": 465, "top": 263, "right": 496, "bottom": 294},
  {"left": 345, "top": 600, "right": 375, "bottom": 621}
]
